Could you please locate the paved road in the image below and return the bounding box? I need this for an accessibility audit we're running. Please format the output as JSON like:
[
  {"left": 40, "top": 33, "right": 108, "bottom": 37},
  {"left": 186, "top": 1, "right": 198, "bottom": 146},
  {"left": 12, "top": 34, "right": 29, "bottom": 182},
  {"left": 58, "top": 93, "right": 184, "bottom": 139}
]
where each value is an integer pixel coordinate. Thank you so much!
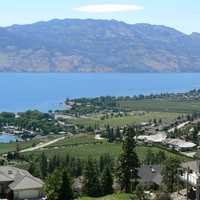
[{"left": 20, "top": 136, "right": 65, "bottom": 153}]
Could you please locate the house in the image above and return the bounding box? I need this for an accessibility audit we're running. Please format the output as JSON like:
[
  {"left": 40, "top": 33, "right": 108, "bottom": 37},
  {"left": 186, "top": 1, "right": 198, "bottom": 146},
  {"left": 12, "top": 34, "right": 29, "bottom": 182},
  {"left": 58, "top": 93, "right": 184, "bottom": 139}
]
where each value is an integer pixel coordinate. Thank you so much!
[
  {"left": 0, "top": 166, "right": 44, "bottom": 200},
  {"left": 138, "top": 165, "right": 162, "bottom": 188}
]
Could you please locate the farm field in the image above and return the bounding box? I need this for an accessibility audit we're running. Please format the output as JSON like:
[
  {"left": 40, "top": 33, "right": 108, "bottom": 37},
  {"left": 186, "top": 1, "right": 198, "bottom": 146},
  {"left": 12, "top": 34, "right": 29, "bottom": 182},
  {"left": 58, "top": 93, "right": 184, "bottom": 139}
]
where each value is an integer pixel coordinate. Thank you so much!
[
  {"left": 23, "top": 135, "right": 191, "bottom": 162},
  {"left": 118, "top": 99, "right": 200, "bottom": 113},
  {"left": 77, "top": 193, "right": 133, "bottom": 200},
  {"left": 70, "top": 112, "right": 179, "bottom": 128},
  {"left": 48, "top": 134, "right": 97, "bottom": 147}
]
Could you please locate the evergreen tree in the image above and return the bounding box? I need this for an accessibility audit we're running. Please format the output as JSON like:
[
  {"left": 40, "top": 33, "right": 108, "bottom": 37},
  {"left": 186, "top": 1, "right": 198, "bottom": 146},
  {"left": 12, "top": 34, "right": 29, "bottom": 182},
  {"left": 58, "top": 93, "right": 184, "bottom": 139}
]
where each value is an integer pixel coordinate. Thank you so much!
[
  {"left": 44, "top": 168, "right": 73, "bottom": 200},
  {"left": 108, "top": 127, "right": 115, "bottom": 143},
  {"left": 16, "top": 142, "right": 20, "bottom": 159},
  {"left": 40, "top": 152, "right": 48, "bottom": 179},
  {"left": 117, "top": 127, "right": 140, "bottom": 193},
  {"left": 144, "top": 149, "right": 155, "bottom": 165},
  {"left": 74, "top": 158, "right": 83, "bottom": 177},
  {"left": 135, "top": 183, "right": 146, "bottom": 200},
  {"left": 59, "top": 169, "right": 73, "bottom": 200},
  {"left": 101, "top": 166, "right": 113, "bottom": 195},
  {"left": 192, "top": 126, "right": 198, "bottom": 144},
  {"left": 83, "top": 158, "right": 101, "bottom": 197},
  {"left": 161, "top": 157, "right": 181, "bottom": 193},
  {"left": 99, "top": 153, "right": 114, "bottom": 172},
  {"left": 115, "top": 127, "right": 122, "bottom": 140},
  {"left": 156, "top": 151, "right": 166, "bottom": 164},
  {"left": 28, "top": 161, "right": 40, "bottom": 177}
]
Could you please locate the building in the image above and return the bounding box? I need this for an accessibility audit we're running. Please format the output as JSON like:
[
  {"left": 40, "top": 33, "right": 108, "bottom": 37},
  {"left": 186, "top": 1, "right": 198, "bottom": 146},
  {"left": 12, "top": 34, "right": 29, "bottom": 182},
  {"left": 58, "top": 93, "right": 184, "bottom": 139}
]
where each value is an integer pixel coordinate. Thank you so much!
[
  {"left": 0, "top": 166, "right": 44, "bottom": 200},
  {"left": 165, "top": 138, "right": 197, "bottom": 151},
  {"left": 138, "top": 165, "right": 162, "bottom": 187},
  {"left": 137, "top": 132, "right": 167, "bottom": 143}
]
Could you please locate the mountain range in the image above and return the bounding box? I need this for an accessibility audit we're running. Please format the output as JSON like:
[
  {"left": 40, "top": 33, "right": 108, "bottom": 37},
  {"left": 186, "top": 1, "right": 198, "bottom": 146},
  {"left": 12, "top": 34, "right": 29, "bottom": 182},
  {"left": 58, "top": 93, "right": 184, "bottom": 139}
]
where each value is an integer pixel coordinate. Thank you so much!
[{"left": 0, "top": 18, "right": 200, "bottom": 72}]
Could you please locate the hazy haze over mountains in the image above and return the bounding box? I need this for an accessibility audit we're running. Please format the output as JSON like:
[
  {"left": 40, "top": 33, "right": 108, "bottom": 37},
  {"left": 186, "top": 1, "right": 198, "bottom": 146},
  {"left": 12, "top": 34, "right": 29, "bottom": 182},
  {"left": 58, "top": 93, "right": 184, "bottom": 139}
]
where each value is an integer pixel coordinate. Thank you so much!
[{"left": 0, "top": 18, "right": 200, "bottom": 72}]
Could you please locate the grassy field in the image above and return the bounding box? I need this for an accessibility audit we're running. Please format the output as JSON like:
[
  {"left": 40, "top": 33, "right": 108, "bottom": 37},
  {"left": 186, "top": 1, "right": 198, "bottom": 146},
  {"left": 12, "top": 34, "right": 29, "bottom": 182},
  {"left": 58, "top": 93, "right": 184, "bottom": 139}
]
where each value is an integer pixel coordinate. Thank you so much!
[
  {"left": 23, "top": 135, "right": 191, "bottom": 162},
  {"left": 0, "top": 139, "right": 40, "bottom": 155},
  {"left": 70, "top": 112, "right": 179, "bottom": 128},
  {"left": 48, "top": 135, "right": 97, "bottom": 147},
  {"left": 0, "top": 135, "right": 62, "bottom": 155},
  {"left": 118, "top": 99, "right": 200, "bottom": 113},
  {"left": 77, "top": 193, "right": 133, "bottom": 200}
]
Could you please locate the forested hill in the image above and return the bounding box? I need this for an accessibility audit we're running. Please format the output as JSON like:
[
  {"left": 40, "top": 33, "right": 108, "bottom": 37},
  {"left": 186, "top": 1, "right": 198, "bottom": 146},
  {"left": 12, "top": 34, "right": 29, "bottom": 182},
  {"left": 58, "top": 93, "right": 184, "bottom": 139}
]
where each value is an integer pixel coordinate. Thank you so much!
[{"left": 1, "top": 19, "right": 200, "bottom": 72}]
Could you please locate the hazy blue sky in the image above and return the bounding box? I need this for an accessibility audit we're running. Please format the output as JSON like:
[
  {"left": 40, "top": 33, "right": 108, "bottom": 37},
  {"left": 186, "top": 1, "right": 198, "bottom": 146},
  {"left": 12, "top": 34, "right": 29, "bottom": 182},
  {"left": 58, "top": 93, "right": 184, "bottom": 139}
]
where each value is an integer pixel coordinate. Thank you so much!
[{"left": 1, "top": 0, "right": 199, "bottom": 34}]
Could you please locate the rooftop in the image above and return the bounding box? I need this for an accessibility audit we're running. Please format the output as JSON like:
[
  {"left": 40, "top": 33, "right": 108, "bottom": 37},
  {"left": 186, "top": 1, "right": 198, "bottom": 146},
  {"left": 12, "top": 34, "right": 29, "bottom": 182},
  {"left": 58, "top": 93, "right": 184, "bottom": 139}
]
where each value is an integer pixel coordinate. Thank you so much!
[{"left": 0, "top": 166, "right": 44, "bottom": 191}]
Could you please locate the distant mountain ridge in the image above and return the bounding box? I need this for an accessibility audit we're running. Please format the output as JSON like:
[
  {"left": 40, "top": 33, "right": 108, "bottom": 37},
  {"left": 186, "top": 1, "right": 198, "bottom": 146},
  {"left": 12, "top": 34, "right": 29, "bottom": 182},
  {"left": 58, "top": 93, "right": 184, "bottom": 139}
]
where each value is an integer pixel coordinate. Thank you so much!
[{"left": 0, "top": 18, "right": 200, "bottom": 72}]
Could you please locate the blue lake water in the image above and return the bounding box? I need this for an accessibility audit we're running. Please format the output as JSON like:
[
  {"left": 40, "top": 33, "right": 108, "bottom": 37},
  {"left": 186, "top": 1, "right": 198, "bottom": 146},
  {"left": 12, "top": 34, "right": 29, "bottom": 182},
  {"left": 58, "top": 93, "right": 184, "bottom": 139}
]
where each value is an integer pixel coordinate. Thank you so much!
[
  {"left": 0, "top": 133, "right": 17, "bottom": 143},
  {"left": 0, "top": 73, "right": 200, "bottom": 112}
]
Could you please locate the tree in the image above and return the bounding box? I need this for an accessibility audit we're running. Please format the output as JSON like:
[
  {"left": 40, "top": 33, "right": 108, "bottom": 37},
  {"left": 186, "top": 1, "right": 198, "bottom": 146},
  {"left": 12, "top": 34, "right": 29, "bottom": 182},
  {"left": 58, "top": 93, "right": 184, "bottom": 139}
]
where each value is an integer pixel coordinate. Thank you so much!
[
  {"left": 40, "top": 152, "right": 48, "bottom": 179},
  {"left": 44, "top": 168, "right": 73, "bottom": 200},
  {"left": 161, "top": 157, "right": 181, "bottom": 193},
  {"left": 15, "top": 142, "right": 20, "bottom": 159},
  {"left": 117, "top": 127, "right": 140, "bottom": 193},
  {"left": 28, "top": 161, "right": 40, "bottom": 177},
  {"left": 135, "top": 183, "right": 147, "bottom": 200},
  {"left": 101, "top": 166, "right": 113, "bottom": 195},
  {"left": 83, "top": 158, "right": 101, "bottom": 197},
  {"left": 156, "top": 151, "right": 166, "bottom": 164},
  {"left": 192, "top": 126, "right": 198, "bottom": 144},
  {"left": 144, "top": 149, "right": 155, "bottom": 165},
  {"left": 115, "top": 127, "right": 122, "bottom": 140},
  {"left": 108, "top": 128, "right": 115, "bottom": 143},
  {"left": 59, "top": 170, "right": 73, "bottom": 200},
  {"left": 99, "top": 153, "right": 114, "bottom": 173}
]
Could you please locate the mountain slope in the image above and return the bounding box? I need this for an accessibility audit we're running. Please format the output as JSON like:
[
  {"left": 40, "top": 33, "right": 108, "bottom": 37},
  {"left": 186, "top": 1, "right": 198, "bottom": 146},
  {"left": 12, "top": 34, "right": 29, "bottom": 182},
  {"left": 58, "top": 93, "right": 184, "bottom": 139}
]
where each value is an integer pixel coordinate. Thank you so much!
[{"left": 0, "top": 19, "right": 200, "bottom": 72}]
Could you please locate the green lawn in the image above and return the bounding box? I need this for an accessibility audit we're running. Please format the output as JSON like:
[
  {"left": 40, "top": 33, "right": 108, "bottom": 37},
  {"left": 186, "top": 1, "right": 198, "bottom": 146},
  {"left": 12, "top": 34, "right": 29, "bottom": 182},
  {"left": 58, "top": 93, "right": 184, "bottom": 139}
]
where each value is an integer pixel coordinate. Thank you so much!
[
  {"left": 70, "top": 112, "right": 179, "bottom": 128},
  {"left": 77, "top": 193, "right": 133, "bottom": 200},
  {"left": 118, "top": 99, "right": 200, "bottom": 113}
]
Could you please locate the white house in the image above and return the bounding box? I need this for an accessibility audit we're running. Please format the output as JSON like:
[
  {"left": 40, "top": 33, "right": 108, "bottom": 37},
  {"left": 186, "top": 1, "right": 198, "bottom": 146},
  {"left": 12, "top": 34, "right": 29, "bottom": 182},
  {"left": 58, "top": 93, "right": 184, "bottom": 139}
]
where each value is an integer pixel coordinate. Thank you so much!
[{"left": 0, "top": 166, "right": 44, "bottom": 200}]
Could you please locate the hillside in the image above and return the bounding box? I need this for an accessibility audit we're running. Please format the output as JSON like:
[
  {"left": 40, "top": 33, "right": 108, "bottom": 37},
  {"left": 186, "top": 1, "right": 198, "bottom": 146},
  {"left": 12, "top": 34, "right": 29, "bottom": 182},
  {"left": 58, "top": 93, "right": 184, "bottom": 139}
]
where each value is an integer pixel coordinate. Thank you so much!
[{"left": 0, "top": 19, "right": 200, "bottom": 72}]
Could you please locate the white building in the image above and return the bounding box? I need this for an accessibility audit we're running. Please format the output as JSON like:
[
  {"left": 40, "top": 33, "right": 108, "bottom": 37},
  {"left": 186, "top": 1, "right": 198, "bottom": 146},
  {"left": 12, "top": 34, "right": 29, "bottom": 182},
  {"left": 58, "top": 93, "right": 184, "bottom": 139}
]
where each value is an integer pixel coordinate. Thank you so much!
[
  {"left": 165, "top": 138, "right": 196, "bottom": 151},
  {"left": 137, "top": 132, "right": 167, "bottom": 143}
]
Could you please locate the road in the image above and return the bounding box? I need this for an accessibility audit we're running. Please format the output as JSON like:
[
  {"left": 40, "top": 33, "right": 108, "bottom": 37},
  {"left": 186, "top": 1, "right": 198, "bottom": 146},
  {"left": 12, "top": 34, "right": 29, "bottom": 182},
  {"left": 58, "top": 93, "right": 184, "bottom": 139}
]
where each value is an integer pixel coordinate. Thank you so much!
[{"left": 20, "top": 136, "right": 65, "bottom": 153}]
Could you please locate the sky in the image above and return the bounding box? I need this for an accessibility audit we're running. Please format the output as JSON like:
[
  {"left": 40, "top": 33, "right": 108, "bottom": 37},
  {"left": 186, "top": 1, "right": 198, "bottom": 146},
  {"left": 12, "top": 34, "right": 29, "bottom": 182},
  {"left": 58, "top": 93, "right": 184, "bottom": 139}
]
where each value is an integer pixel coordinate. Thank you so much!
[{"left": 1, "top": 0, "right": 199, "bottom": 34}]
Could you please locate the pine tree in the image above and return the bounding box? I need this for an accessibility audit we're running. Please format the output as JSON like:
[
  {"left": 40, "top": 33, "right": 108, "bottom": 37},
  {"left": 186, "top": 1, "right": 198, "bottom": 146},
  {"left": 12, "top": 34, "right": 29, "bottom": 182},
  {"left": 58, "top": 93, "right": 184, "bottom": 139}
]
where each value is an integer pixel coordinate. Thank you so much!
[
  {"left": 161, "top": 157, "right": 181, "bottom": 192},
  {"left": 59, "top": 169, "right": 73, "bottom": 200},
  {"left": 108, "top": 128, "right": 115, "bottom": 143},
  {"left": 99, "top": 153, "right": 113, "bottom": 172},
  {"left": 28, "top": 161, "right": 40, "bottom": 177},
  {"left": 117, "top": 127, "right": 140, "bottom": 193},
  {"left": 40, "top": 152, "right": 48, "bottom": 179},
  {"left": 144, "top": 149, "right": 155, "bottom": 165},
  {"left": 16, "top": 142, "right": 20, "bottom": 159},
  {"left": 83, "top": 158, "right": 102, "bottom": 197},
  {"left": 44, "top": 168, "right": 73, "bottom": 200},
  {"left": 156, "top": 151, "right": 166, "bottom": 164},
  {"left": 115, "top": 127, "right": 122, "bottom": 140},
  {"left": 101, "top": 166, "right": 113, "bottom": 195}
]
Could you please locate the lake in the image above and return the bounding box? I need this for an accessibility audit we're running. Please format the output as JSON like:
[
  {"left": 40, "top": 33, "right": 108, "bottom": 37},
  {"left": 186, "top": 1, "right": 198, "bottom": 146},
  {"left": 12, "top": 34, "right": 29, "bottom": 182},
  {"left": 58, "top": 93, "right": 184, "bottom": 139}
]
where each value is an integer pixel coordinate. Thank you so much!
[
  {"left": 0, "top": 133, "right": 17, "bottom": 143},
  {"left": 0, "top": 73, "right": 200, "bottom": 112}
]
